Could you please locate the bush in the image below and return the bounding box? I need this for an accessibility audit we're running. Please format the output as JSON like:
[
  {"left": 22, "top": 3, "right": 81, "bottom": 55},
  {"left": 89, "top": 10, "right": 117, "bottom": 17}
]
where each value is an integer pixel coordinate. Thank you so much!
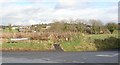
[{"left": 94, "top": 37, "right": 120, "bottom": 50}]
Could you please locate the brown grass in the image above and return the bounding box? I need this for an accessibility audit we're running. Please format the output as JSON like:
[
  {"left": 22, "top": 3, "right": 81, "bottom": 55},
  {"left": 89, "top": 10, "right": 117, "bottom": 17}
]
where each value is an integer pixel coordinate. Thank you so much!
[{"left": 1, "top": 32, "right": 76, "bottom": 43}]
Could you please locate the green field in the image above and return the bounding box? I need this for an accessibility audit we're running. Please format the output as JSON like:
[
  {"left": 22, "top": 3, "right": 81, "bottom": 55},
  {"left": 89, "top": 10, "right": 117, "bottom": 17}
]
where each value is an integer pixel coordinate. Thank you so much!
[
  {"left": 61, "top": 34, "right": 119, "bottom": 51},
  {"left": 2, "top": 28, "right": 19, "bottom": 33},
  {"left": 2, "top": 40, "right": 54, "bottom": 51},
  {"left": 1, "top": 34, "right": 120, "bottom": 51}
]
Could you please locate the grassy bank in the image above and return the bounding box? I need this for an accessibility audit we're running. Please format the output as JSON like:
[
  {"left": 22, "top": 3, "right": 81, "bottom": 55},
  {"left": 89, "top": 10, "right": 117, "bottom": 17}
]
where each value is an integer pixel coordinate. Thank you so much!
[
  {"left": 1, "top": 33, "right": 119, "bottom": 51},
  {"left": 2, "top": 40, "right": 54, "bottom": 51},
  {"left": 61, "top": 34, "right": 119, "bottom": 51}
]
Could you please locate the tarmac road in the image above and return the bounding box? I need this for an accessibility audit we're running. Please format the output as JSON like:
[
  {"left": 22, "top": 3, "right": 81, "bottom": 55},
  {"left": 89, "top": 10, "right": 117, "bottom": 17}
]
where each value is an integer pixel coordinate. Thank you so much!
[{"left": 1, "top": 50, "right": 119, "bottom": 63}]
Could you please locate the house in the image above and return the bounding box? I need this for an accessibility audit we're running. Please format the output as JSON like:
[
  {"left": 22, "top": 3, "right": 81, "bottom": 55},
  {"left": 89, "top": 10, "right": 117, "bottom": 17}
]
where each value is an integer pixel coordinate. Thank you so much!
[
  {"left": 41, "top": 25, "right": 51, "bottom": 30},
  {"left": 12, "top": 26, "right": 19, "bottom": 30},
  {"left": 18, "top": 26, "right": 31, "bottom": 32}
]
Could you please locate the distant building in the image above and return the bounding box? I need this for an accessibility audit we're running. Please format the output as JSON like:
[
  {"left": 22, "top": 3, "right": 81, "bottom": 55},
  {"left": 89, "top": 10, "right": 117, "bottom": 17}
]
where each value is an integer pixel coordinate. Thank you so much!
[
  {"left": 12, "top": 26, "right": 19, "bottom": 30},
  {"left": 46, "top": 26, "right": 51, "bottom": 29},
  {"left": 41, "top": 25, "right": 51, "bottom": 30},
  {"left": 18, "top": 26, "right": 31, "bottom": 32}
]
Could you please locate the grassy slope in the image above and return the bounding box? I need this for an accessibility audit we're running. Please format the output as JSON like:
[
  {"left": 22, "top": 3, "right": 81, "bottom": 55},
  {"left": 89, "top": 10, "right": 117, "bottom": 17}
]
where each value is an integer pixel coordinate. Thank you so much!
[
  {"left": 61, "top": 34, "right": 119, "bottom": 51},
  {"left": 2, "top": 40, "right": 54, "bottom": 51},
  {"left": 1, "top": 34, "right": 119, "bottom": 51}
]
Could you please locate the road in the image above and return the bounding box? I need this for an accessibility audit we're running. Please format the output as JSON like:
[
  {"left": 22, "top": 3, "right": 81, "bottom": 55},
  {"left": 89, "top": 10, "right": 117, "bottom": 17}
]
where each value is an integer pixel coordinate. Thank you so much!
[{"left": 1, "top": 50, "right": 119, "bottom": 63}]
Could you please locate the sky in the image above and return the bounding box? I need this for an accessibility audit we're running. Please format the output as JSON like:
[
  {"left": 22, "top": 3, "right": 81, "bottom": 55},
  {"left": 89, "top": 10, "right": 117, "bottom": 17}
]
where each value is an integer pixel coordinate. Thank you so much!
[{"left": 0, "top": 0, "right": 119, "bottom": 25}]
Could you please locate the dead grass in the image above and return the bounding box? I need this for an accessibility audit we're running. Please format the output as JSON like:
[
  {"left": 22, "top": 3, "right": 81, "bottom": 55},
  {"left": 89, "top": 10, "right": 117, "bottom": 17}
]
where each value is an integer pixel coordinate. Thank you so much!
[
  {"left": 1, "top": 32, "right": 76, "bottom": 42},
  {"left": 1, "top": 32, "right": 119, "bottom": 51}
]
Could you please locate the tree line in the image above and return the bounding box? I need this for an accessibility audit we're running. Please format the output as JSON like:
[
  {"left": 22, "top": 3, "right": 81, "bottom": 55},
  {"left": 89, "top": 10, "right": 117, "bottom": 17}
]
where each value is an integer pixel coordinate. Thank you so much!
[
  {"left": 3, "top": 19, "right": 119, "bottom": 34},
  {"left": 31, "top": 19, "right": 118, "bottom": 34}
]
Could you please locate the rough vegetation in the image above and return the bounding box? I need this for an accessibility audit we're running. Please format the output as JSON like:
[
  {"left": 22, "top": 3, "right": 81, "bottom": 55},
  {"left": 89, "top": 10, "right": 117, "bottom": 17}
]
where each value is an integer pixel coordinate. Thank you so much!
[{"left": 0, "top": 19, "right": 120, "bottom": 51}]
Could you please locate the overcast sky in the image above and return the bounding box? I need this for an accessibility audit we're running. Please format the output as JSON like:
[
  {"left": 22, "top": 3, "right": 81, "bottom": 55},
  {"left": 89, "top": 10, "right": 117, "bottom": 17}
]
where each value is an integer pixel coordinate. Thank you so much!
[{"left": 0, "top": 0, "right": 119, "bottom": 25}]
